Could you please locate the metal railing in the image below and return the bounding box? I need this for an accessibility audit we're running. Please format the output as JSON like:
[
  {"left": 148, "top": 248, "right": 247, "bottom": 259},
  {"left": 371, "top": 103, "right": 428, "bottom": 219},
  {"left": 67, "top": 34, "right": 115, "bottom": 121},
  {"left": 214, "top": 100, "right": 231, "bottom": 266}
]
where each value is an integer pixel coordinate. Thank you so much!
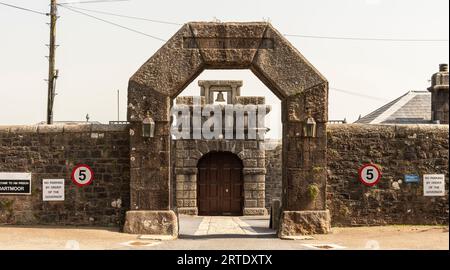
[
  {"left": 328, "top": 119, "right": 347, "bottom": 124},
  {"left": 109, "top": 121, "right": 130, "bottom": 125}
]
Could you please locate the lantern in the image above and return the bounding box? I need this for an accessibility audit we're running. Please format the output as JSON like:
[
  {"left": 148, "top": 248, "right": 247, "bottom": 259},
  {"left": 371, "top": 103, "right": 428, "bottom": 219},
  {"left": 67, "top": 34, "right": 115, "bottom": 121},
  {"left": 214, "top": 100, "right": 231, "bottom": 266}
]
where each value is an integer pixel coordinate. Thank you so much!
[
  {"left": 303, "top": 114, "right": 317, "bottom": 138},
  {"left": 142, "top": 112, "right": 155, "bottom": 138}
]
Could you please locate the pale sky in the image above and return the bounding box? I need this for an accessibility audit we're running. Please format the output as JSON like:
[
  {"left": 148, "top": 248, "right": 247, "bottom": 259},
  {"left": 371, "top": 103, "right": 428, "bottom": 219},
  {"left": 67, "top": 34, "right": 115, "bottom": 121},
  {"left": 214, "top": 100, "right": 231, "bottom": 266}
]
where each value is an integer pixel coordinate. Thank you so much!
[{"left": 0, "top": 0, "right": 448, "bottom": 138}]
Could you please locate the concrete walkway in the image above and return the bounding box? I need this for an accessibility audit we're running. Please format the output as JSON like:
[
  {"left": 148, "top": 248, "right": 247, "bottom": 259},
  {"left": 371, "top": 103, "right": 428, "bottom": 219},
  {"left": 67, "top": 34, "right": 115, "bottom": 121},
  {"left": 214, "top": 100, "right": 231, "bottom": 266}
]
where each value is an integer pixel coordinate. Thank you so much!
[{"left": 193, "top": 216, "right": 264, "bottom": 236}]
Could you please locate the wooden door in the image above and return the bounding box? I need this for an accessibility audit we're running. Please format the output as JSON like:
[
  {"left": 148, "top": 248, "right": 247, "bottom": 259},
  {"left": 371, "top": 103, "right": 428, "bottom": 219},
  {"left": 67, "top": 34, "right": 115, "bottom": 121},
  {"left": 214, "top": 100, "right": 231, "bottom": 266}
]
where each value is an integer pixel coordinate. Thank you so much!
[{"left": 198, "top": 152, "right": 243, "bottom": 216}]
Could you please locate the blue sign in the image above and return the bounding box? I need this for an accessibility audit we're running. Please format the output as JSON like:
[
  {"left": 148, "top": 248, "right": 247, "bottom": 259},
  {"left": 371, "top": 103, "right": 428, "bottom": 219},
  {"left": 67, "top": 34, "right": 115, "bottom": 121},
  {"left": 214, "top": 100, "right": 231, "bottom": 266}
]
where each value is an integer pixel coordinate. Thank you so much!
[{"left": 404, "top": 174, "right": 420, "bottom": 183}]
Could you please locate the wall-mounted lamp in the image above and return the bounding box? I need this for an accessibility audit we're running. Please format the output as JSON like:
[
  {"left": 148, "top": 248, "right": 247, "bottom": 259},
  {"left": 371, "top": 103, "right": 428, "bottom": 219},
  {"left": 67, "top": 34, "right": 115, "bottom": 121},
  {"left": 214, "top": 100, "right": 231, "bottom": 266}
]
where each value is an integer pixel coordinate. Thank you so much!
[
  {"left": 303, "top": 113, "right": 317, "bottom": 138},
  {"left": 142, "top": 112, "right": 155, "bottom": 138}
]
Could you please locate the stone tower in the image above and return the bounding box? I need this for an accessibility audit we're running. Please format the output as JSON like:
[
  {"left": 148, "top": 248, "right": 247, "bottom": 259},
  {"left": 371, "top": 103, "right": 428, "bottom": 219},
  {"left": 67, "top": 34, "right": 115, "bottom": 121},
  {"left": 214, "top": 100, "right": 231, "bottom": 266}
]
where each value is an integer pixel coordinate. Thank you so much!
[{"left": 428, "top": 64, "right": 449, "bottom": 124}]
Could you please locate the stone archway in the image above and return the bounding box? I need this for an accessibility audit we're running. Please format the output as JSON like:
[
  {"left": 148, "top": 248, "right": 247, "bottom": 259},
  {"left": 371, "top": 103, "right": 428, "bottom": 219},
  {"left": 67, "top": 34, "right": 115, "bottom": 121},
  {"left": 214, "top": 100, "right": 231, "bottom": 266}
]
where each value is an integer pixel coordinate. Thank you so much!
[
  {"left": 124, "top": 22, "right": 330, "bottom": 238},
  {"left": 173, "top": 140, "right": 268, "bottom": 217}
]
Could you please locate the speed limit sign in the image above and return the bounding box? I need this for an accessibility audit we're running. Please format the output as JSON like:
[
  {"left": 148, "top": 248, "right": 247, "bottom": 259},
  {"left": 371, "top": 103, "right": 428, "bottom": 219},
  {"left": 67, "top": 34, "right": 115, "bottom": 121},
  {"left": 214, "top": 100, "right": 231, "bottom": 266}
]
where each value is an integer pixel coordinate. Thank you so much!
[
  {"left": 358, "top": 164, "right": 381, "bottom": 186},
  {"left": 71, "top": 164, "right": 94, "bottom": 187}
]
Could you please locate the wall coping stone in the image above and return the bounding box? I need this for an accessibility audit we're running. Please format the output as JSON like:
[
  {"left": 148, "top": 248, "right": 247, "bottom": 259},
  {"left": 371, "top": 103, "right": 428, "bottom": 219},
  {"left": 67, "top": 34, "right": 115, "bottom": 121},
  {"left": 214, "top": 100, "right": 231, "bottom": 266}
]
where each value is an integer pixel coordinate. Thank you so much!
[
  {"left": 0, "top": 124, "right": 129, "bottom": 134},
  {"left": 327, "top": 123, "right": 449, "bottom": 133}
]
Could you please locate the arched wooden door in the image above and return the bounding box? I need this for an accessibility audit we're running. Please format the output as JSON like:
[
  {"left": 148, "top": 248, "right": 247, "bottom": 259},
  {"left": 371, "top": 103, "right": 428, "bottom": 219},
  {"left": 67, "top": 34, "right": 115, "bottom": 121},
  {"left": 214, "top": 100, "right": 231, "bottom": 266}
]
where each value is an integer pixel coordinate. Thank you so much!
[{"left": 197, "top": 152, "right": 243, "bottom": 216}]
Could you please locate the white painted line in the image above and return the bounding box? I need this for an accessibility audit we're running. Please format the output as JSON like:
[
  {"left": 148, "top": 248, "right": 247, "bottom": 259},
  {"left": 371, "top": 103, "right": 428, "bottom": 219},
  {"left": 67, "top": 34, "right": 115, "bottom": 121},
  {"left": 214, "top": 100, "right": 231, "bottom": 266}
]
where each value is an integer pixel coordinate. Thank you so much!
[
  {"left": 120, "top": 240, "right": 161, "bottom": 248},
  {"left": 301, "top": 243, "right": 346, "bottom": 250},
  {"left": 138, "top": 235, "right": 174, "bottom": 241},
  {"left": 281, "top": 235, "right": 315, "bottom": 240}
]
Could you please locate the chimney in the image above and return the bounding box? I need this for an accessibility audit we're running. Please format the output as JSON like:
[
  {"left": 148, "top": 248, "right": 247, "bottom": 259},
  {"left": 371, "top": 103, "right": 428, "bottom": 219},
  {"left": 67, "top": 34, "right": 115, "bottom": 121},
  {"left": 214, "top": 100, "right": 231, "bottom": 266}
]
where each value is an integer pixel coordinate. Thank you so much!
[{"left": 428, "top": 64, "right": 449, "bottom": 124}]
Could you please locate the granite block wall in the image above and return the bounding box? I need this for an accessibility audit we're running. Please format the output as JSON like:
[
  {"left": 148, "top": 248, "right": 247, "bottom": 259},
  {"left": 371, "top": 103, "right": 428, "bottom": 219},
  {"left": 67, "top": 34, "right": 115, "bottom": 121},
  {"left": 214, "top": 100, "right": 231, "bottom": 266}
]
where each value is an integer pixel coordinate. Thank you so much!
[
  {"left": 326, "top": 124, "right": 449, "bottom": 226},
  {"left": 1, "top": 123, "right": 448, "bottom": 227},
  {"left": 264, "top": 140, "right": 282, "bottom": 211},
  {"left": 0, "top": 124, "right": 130, "bottom": 227},
  {"left": 265, "top": 124, "right": 448, "bottom": 226}
]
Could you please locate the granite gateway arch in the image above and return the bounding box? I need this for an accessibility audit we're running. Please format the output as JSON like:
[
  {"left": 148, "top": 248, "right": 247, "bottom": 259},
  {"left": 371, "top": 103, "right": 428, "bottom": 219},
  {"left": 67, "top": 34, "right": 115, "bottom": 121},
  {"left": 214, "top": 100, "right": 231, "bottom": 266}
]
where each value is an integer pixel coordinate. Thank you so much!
[{"left": 124, "top": 22, "right": 330, "bottom": 238}]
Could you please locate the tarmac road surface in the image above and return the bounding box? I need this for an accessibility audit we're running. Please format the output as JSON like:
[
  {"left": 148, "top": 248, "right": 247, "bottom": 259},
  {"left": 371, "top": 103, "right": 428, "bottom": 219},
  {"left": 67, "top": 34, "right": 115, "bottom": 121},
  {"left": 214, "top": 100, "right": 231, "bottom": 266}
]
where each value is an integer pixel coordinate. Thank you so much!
[{"left": 0, "top": 215, "right": 448, "bottom": 250}]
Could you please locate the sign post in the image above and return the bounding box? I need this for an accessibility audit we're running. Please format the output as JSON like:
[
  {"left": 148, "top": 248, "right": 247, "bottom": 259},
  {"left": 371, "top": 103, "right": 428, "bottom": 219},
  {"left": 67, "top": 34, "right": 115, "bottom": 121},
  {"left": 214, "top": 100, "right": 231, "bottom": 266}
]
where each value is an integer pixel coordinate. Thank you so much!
[
  {"left": 358, "top": 164, "right": 381, "bottom": 187},
  {"left": 71, "top": 165, "right": 94, "bottom": 187}
]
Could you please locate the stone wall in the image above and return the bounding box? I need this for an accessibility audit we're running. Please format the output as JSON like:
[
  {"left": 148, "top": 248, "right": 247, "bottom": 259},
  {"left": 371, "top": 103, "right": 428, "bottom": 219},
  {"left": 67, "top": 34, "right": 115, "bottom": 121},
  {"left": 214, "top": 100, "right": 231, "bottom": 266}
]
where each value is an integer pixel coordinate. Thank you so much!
[
  {"left": 1, "top": 123, "right": 448, "bottom": 227},
  {"left": 264, "top": 124, "right": 449, "bottom": 226},
  {"left": 264, "top": 140, "right": 282, "bottom": 211},
  {"left": 327, "top": 124, "right": 449, "bottom": 226},
  {"left": 0, "top": 124, "right": 130, "bottom": 227}
]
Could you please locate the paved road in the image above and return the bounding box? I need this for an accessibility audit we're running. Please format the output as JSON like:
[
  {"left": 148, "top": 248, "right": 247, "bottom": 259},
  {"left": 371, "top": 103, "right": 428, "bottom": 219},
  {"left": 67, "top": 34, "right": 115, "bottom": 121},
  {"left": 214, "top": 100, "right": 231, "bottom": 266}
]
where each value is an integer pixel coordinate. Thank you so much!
[
  {"left": 159, "top": 215, "right": 284, "bottom": 250},
  {"left": 0, "top": 216, "right": 448, "bottom": 250}
]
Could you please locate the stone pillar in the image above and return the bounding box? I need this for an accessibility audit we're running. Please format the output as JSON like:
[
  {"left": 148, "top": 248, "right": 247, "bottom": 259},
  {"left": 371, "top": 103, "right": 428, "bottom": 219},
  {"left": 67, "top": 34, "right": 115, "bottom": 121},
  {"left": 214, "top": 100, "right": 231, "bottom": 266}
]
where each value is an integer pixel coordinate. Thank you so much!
[
  {"left": 173, "top": 139, "right": 202, "bottom": 215},
  {"left": 243, "top": 168, "right": 268, "bottom": 215},
  {"left": 278, "top": 84, "right": 331, "bottom": 237},
  {"left": 124, "top": 87, "right": 178, "bottom": 237},
  {"left": 239, "top": 142, "right": 268, "bottom": 216},
  {"left": 428, "top": 64, "right": 449, "bottom": 124},
  {"left": 175, "top": 168, "right": 199, "bottom": 215},
  {"left": 270, "top": 199, "right": 282, "bottom": 230}
]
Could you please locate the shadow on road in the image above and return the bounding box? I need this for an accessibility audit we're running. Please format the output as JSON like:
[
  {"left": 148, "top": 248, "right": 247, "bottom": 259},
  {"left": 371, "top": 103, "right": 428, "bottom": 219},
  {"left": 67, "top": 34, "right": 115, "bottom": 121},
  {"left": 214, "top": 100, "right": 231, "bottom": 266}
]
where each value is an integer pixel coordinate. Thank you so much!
[{"left": 0, "top": 225, "right": 120, "bottom": 233}]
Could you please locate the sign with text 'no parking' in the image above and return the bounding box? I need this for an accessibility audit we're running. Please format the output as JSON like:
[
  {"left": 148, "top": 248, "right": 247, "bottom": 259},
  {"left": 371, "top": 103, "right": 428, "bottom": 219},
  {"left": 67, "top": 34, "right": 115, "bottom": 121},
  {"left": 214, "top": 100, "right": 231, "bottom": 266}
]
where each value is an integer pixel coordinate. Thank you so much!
[
  {"left": 43, "top": 179, "right": 65, "bottom": 201},
  {"left": 423, "top": 174, "right": 445, "bottom": 196}
]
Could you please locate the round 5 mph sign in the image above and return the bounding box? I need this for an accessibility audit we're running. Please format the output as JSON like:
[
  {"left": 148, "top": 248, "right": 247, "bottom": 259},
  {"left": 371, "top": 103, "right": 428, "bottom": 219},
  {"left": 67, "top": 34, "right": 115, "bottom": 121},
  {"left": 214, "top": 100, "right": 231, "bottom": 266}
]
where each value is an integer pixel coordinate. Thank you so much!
[
  {"left": 358, "top": 164, "right": 381, "bottom": 186},
  {"left": 71, "top": 164, "right": 94, "bottom": 187}
]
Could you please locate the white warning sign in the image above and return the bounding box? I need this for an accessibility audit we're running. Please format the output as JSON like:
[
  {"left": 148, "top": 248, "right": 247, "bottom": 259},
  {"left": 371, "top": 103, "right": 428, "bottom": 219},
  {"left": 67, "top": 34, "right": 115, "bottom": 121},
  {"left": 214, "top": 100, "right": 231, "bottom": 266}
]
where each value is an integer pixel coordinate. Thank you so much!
[
  {"left": 423, "top": 174, "right": 445, "bottom": 196},
  {"left": 43, "top": 179, "right": 65, "bottom": 201}
]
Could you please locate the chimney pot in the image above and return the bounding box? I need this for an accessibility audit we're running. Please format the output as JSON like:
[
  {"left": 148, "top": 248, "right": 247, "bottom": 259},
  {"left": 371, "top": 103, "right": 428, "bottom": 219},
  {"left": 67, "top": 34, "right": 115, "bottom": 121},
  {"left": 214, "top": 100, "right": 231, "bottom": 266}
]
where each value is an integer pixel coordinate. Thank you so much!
[{"left": 439, "top": 63, "right": 448, "bottom": 72}]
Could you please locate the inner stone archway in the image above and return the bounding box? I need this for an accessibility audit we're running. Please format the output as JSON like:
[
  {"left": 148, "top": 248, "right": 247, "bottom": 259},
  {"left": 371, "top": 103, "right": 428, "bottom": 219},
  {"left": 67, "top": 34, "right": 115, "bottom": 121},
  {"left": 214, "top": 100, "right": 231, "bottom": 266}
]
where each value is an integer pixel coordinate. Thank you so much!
[{"left": 123, "top": 22, "right": 330, "bottom": 238}]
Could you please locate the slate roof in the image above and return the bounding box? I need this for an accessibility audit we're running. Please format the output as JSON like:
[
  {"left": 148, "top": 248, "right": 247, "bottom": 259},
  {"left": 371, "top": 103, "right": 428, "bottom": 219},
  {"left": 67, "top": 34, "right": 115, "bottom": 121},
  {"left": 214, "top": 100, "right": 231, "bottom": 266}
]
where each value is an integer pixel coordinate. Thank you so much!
[{"left": 355, "top": 91, "right": 431, "bottom": 124}]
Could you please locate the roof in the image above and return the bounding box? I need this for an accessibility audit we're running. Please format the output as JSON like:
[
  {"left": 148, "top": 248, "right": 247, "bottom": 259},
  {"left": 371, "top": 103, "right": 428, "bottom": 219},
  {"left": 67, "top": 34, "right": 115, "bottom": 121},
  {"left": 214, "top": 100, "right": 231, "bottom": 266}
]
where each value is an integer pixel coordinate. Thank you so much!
[{"left": 355, "top": 91, "right": 431, "bottom": 124}]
